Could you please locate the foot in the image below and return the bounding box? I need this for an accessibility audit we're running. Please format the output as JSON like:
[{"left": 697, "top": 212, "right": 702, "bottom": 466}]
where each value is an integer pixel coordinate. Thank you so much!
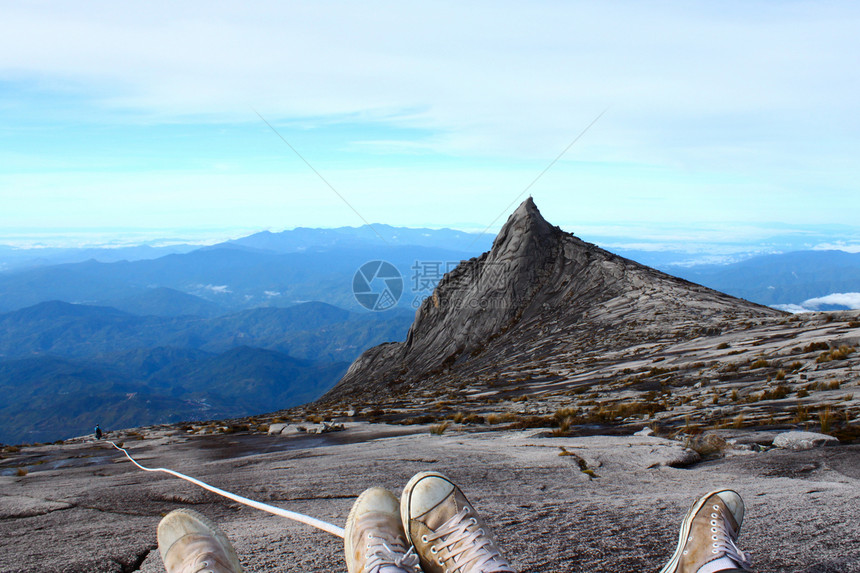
[
  {"left": 659, "top": 490, "right": 753, "bottom": 573},
  {"left": 400, "top": 471, "right": 515, "bottom": 573},
  {"left": 345, "top": 486, "right": 420, "bottom": 573},
  {"left": 157, "top": 508, "right": 244, "bottom": 573}
]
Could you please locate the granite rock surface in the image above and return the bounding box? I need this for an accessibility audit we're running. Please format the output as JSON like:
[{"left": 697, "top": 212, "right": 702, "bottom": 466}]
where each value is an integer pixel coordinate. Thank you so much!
[{"left": 2, "top": 425, "right": 858, "bottom": 573}]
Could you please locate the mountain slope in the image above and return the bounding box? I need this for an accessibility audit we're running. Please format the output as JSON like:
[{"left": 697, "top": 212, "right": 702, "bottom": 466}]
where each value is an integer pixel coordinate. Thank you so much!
[
  {"left": 100, "top": 287, "right": 228, "bottom": 317},
  {"left": 323, "top": 198, "right": 784, "bottom": 403}
]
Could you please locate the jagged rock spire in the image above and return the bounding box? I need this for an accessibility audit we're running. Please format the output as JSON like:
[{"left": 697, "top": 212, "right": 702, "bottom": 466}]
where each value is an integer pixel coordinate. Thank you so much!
[
  {"left": 322, "top": 198, "right": 782, "bottom": 403},
  {"left": 491, "top": 197, "right": 558, "bottom": 253}
]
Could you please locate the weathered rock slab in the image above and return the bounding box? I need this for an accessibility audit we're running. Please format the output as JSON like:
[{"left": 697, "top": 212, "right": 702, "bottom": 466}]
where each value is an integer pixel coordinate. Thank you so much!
[
  {"left": 773, "top": 431, "right": 840, "bottom": 450},
  {"left": 2, "top": 428, "right": 858, "bottom": 573},
  {"left": 0, "top": 493, "right": 73, "bottom": 519}
]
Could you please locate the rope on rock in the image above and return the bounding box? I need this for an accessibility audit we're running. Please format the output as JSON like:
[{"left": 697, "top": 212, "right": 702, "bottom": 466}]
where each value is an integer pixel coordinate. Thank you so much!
[{"left": 108, "top": 441, "right": 345, "bottom": 539}]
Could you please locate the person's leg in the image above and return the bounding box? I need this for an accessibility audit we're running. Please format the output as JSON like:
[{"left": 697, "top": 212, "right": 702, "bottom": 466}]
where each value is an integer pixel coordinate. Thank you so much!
[
  {"left": 344, "top": 487, "right": 420, "bottom": 573},
  {"left": 400, "top": 471, "right": 515, "bottom": 573},
  {"left": 659, "top": 490, "right": 753, "bottom": 573},
  {"left": 157, "top": 508, "right": 244, "bottom": 573}
]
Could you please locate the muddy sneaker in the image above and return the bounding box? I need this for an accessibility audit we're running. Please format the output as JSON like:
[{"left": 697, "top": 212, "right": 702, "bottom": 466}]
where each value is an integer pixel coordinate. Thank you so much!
[
  {"left": 157, "top": 508, "right": 243, "bottom": 573},
  {"left": 400, "top": 471, "right": 515, "bottom": 573},
  {"left": 659, "top": 490, "right": 753, "bottom": 573},
  {"left": 345, "top": 486, "right": 420, "bottom": 573}
]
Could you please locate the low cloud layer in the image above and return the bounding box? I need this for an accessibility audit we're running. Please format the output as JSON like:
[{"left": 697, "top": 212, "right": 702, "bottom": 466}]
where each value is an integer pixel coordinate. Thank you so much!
[
  {"left": 803, "top": 293, "right": 860, "bottom": 310},
  {"left": 774, "top": 292, "right": 860, "bottom": 313}
]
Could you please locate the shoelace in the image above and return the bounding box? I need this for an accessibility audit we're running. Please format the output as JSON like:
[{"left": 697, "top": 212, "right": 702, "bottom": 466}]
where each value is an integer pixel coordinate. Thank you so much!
[
  {"left": 365, "top": 532, "right": 421, "bottom": 573},
  {"left": 423, "top": 507, "right": 514, "bottom": 573},
  {"left": 184, "top": 553, "right": 224, "bottom": 573},
  {"left": 708, "top": 504, "right": 753, "bottom": 571}
]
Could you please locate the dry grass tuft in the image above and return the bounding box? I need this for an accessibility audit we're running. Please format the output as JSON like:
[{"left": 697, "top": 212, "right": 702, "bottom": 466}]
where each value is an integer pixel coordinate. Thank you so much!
[
  {"left": 804, "top": 342, "right": 830, "bottom": 353},
  {"left": 816, "top": 345, "right": 855, "bottom": 363},
  {"left": 761, "top": 384, "right": 791, "bottom": 401},
  {"left": 429, "top": 421, "right": 450, "bottom": 435},
  {"left": 819, "top": 406, "right": 832, "bottom": 433}
]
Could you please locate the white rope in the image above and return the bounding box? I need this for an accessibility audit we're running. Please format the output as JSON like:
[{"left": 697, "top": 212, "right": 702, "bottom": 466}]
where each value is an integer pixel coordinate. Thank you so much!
[{"left": 108, "top": 441, "right": 345, "bottom": 538}]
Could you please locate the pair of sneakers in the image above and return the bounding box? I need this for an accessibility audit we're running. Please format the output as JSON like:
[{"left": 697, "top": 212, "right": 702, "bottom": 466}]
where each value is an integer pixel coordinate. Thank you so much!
[
  {"left": 155, "top": 471, "right": 510, "bottom": 573},
  {"left": 344, "top": 471, "right": 513, "bottom": 573},
  {"left": 156, "top": 472, "right": 752, "bottom": 573}
]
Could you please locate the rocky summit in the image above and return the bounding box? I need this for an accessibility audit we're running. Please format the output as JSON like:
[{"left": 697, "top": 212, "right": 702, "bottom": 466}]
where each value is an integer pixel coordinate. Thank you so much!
[
  {"left": 318, "top": 199, "right": 858, "bottom": 437},
  {"left": 327, "top": 198, "right": 782, "bottom": 403}
]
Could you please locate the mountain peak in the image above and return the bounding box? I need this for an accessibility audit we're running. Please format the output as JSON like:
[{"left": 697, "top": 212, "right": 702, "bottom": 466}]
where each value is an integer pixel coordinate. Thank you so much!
[
  {"left": 491, "top": 197, "right": 558, "bottom": 254},
  {"left": 322, "top": 199, "right": 783, "bottom": 404}
]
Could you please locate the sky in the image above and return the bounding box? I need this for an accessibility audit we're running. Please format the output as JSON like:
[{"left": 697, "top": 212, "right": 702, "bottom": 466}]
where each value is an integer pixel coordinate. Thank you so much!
[{"left": 2, "top": 1, "right": 859, "bottom": 249}]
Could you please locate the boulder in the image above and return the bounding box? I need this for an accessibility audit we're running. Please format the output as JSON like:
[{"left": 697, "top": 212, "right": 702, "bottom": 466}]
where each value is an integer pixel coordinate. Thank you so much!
[
  {"left": 773, "top": 431, "right": 839, "bottom": 450},
  {"left": 267, "top": 423, "right": 288, "bottom": 435}
]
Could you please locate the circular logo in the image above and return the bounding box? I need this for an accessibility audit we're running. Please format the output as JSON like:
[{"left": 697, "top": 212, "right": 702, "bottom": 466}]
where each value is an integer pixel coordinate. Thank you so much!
[{"left": 352, "top": 260, "right": 403, "bottom": 311}]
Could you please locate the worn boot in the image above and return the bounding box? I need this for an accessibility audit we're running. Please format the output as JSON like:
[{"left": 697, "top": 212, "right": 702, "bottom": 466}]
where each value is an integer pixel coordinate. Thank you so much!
[
  {"left": 157, "top": 509, "right": 243, "bottom": 573},
  {"left": 400, "top": 471, "right": 515, "bottom": 573},
  {"left": 345, "top": 486, "right": 421, "bottom": 573},
  {"left": 659, "top": 490, "right": 753, "bottom": 573}
]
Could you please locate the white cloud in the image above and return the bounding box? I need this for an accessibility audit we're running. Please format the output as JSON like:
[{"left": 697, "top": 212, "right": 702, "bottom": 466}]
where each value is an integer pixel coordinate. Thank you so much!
[
  {"left": 771, "top": 304, "right": 814, "bottom": 314},
  {"left": 3, "top": 1, "right": 860, "bottom": 163},
  {"left": 802, "top": 293, "right": 860, "bottom": 310},
  {"left": 200, "top": 284, "right": 231, "bottom": 294},
  {"left": 813, "top": 243, "right": 860, "bottom": 254}
]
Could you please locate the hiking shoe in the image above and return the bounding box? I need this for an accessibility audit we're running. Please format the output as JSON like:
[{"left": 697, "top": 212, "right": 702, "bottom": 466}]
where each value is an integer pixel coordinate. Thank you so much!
[
  {"left": 659, "top": 490, "right": 753, "bottom": 573},
  {"left": 157, "top": 508, "right": 244, "bottom": 573},
  {"left": 345, "top": 486, "right": 421, "bottom": 573},
  {"left": 400, "top": 471, "right": 515, "bottom": 573}
]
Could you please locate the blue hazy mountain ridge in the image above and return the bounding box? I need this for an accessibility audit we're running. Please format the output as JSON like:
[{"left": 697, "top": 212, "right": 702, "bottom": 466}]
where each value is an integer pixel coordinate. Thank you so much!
[
  {"left": 0, "top": 300, "right": 413, "bottom": 362},
  {"left": 1, "top": 225, "right": 857, "bottom": 314},
  {"left": 0, "top": 244, "right": 483, "bottom": 314},
  {"left": 0, "top": 300, "right": 412, "bottom": 444},
  {"left": 0, "top": 243, "right": 200, "bottom": 272},
  {"left": 0, "top": 225, "right": 494, "bottom": 271},
  {"left": 0, "top": 347, "right": 349, "bottom": 445},
  {"left": 100, "top": 286, "right": 228, "bottom": 317},
  {"left": 667, "top": 250, "right": 860, "bottom": 308},
  {"left": 0, "top": 227, "right": 489, "bottom": 445},
  {"left": 221, "top": 224, "right": 496, "bottom": 253}
]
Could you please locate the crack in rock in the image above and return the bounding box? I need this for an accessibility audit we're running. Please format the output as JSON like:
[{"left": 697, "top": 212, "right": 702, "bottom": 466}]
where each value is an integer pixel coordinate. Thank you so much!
[{"left": 114, "top": 544, "right": 157, "bottom": 573}]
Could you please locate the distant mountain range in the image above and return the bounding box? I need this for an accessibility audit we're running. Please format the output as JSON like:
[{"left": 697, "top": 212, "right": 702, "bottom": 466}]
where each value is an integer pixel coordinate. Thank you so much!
[
  {"left": 0, "top": 346, "right": 347, "bottom": 445},
  {"left": 0, "top": 300, "right": 411, "bottom": 362},
  {"left": 664, "top": 250, "right": 860, "bottom": 310},
  {"left": 2, "top": 225, "right": 856, "bottom": 315},
  {"left": 0, "top": 243, "right": 200, "bottom": 272},
  {"left": 0, "top": 300, "right": 412, "bottom": 444},
  {"left": 1, "top": 221, "right": 857, "bottom": 444},
  {"left": 0, "top": 244, "right": 486, "bottom": 315}
]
